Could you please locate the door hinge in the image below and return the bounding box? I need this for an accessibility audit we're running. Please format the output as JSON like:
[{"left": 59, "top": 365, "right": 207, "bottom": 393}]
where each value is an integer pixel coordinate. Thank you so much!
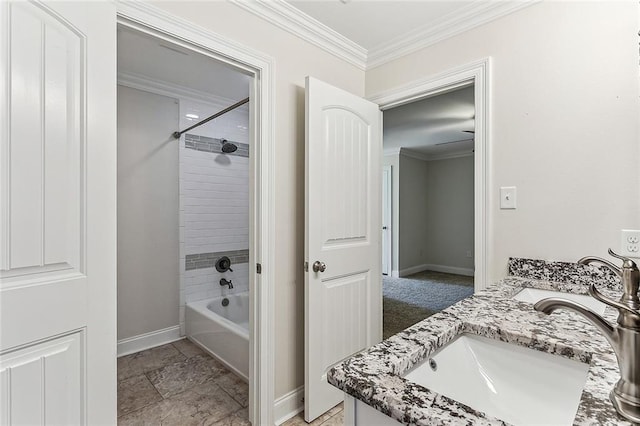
[
  {"left": 304, "top": 261, "right": 309, "bottom": 272},
  {"left": 256, "top": 263, "right": 262, "bottom": 274}
]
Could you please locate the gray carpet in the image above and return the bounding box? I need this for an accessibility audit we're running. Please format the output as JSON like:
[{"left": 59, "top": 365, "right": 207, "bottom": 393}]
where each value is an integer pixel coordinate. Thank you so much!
[
  {"left": 383, "top": 270, "right": 474, "bottom": 339},
  {"left": 383, "top": 271, "right": 474, "bottom": 311}
]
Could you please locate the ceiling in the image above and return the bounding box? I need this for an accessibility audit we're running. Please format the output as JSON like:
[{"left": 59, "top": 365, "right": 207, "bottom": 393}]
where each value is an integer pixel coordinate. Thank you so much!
[
  {"left": 383, "top": 85, "right": 475, "bottom": 158},
  {"left": 117, "top": 27, "right": 251, "bottom": 103},
  {"left": 287, "top": 0, "right": 475, "bottom": 51}
]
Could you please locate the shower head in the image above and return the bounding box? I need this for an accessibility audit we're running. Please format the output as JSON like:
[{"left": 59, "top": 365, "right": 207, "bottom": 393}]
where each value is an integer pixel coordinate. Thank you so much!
[{"left": 220, "top": 139, "right": 238, "bottom": 154}]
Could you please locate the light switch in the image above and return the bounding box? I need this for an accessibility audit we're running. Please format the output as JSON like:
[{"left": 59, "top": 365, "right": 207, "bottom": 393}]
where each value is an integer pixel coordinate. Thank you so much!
[{"left": 500, "top": 186, "right": 517, "bottom": 209}]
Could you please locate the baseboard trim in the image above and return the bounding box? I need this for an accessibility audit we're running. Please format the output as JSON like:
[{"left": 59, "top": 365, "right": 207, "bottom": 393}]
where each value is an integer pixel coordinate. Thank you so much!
[
  {"left": 399, "top": 264, "right": 474, "bottom": 278},
  {"left": 117, "top": 325, "right": 182, "bottom": 357},
  {"left": 274, "top": 386, "right": 304, "bottom": 425},
  {"left": 391, "top": 270, "right": 400, "bottom": 278}
]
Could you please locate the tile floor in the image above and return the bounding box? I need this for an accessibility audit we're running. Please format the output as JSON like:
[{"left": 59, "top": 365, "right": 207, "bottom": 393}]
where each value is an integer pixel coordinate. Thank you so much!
[
  {"left": 118, "top": 339, "right": 344, "bottom": 425},
  {"left": 117, "top": 339, "right": 249, "bottom": 425},
  {"left": 281, "top": 403, "right": 344, "bottom": 426}
]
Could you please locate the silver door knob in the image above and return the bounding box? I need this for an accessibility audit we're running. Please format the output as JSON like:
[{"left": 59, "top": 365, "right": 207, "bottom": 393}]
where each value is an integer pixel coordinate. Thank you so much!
[{"left": 312, "top": 261, "right": 326, "bottom": 273}]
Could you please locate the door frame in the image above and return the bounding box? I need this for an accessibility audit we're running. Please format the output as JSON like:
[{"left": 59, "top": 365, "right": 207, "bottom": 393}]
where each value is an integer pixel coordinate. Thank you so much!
[
  {"left": 381, "top": 165, "right": 392, "bottom": 276},
  {"left": 116, "top": 3, "right": 276, "bottom": 424},
  {"left": 369, "top": 58, "right": 490, "bottom": 291}
]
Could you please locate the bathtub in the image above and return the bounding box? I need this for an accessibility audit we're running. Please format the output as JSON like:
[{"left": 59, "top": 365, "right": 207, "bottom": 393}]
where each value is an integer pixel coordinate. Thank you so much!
[{"left": 186, "top": 292, "right": 249, "bottom": 380}]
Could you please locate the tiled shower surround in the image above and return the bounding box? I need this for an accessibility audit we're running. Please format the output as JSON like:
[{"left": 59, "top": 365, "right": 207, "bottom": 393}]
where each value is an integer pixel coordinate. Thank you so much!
[{"left": 179, "top": 97, "right": 250, "bottom": 334}]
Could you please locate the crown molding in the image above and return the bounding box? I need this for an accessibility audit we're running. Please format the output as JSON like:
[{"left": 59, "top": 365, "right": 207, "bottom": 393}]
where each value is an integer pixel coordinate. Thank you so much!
[
  {"left": 399, "top": 148, "right": 430, "bottom": 162},
  {"left": 228, "top": 0, "right": 538, "bottom": 70},
  {"left": 117, "top": 70, "right": 247, "bottom": 111},
  {"left": 385, "top": 146, "right": 474, "bottom": 162},
  {"left": 367, "top": 0, "right": 539, "bottom": 69},
  {"left": 229, "top": 0, "right": 367, "bottom": 70}
]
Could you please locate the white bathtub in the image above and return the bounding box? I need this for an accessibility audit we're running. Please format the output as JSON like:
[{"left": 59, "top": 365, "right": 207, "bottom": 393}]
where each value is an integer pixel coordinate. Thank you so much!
[{"left": 186, "top": 292, "right": 249, "bottom": 380}]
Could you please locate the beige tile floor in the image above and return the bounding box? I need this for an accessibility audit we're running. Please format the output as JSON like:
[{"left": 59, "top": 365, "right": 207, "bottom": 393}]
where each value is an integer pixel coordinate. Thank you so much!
[
  {"left": 117, "top": 339, "right": 249, "bottom": 425},
  {"left": 118, "top": 339, "right": 343, "bottom": 425},
  {"left": 281, "top": 403, "right": 344, "bottom": 426}
]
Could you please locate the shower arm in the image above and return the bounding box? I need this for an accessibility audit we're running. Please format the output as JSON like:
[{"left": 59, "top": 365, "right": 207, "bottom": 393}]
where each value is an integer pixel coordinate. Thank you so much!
[{"left": 172, "top": 97, "right": 249, "bottom": 139}]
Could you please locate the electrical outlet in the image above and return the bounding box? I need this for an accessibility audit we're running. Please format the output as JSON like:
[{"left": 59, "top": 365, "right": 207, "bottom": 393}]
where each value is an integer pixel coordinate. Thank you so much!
[{"left": 621, "top": 229, "right": 640, "bottom": 258}]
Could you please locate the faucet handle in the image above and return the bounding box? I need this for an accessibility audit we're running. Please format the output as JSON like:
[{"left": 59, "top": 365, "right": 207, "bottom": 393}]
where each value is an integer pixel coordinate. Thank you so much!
[{"left": 608, "top": 248, "right": 639, "bottom": 270}]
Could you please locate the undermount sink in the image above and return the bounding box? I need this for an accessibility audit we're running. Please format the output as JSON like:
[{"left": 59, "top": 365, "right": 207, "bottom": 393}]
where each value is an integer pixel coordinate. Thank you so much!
[
  {"left": 513, "top": 288, "right": 607, "bottom": 315},
  {"left": 403, "top": 334, "right": 589, "bottom": 426}
]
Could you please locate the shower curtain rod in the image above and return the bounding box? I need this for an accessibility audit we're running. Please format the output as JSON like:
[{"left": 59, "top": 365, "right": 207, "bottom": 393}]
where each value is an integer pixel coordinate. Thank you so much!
[{"left": 172, "top": 97, "right": 249, "bottom": 139}]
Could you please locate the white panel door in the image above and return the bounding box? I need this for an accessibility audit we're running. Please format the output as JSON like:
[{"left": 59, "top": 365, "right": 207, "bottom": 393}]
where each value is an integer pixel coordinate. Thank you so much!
[
  {"left": 305, "top": 77, "right": 382, "bottom": 421},
  {"left": 382, "top": 165, "right": 392, "bottom": 276},
  {"left": 0, "top": 1, "right": 116, "bottom": 424}
]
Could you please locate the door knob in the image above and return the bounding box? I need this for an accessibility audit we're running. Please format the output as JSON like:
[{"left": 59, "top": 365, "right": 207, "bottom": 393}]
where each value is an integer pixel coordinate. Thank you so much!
[{"left": 312, "top": 261, "right": 326, "bottom": 273}]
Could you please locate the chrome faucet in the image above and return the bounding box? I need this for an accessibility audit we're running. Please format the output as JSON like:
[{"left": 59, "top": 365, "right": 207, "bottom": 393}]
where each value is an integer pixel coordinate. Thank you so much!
[{"left": 534, "top": 249, "right": 640, "bottom": 423}]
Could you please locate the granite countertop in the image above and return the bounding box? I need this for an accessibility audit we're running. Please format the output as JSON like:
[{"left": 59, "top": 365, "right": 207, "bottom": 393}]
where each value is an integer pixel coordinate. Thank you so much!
[{"left": 327, "top": 258, "right": 631, "bottom": 425}]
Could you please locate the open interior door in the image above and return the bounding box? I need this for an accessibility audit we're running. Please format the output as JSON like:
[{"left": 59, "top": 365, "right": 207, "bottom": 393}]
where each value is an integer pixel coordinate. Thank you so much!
[
  {"left": 304, "top": 76, "right": 382, "bottom": 421},
  {"left": 0, "top": 1, "right": 116, "bottom": 424}
]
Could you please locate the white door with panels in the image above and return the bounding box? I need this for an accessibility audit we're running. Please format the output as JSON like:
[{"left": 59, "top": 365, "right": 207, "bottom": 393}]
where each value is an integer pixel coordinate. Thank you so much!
[
  {"left": 1, "top": 1, "right": 116, "bottom": 424},
  {"left": 304, "top": 76, "right": 382, "bottom": 421},
  {"left": 382, "top": 165, "right": 392, "bottom": 276}
]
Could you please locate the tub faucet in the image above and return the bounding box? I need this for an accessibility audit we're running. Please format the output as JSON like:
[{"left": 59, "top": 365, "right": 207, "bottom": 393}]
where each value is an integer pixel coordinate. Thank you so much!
[
  {"left": 534, "top": 249, "right": 640, "bottom": 423},
  {"left": 220, "top": 278, "right": 233, "bottom": 289}
]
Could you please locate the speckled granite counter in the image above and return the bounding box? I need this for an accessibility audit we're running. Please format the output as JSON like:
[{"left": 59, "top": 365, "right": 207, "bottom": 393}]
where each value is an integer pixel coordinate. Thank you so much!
[{"left": 328, "top": 258, "right": 631, "bottom": 425}]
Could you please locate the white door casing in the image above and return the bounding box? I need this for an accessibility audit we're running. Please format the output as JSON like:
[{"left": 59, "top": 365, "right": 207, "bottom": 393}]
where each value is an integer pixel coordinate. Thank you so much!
[
  {"left": 304, "top": 76, "right": 382, "bottom": 422},
  {"left": 382, "top": 165, "right": 392, "bottom": 276},
  {"left": 0, "top": 1, "right": 116, "bottom": 424}
]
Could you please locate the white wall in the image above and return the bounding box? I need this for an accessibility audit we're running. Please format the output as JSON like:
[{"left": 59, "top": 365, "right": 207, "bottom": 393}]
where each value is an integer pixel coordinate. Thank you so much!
[
  {"left": 368, "top": 1, "right": 640, "bottom": 283},
  {"left": 424, "top": 155, "right": 474, "bottom": 273},
  {"left": 398, "top": 154, "right": 430, "bottom": 273},
  {"left": 152, "top": 0, "right": 365, "bottom": 399},
  {"left": 117, "top": 85, "right": 179, "bottom": 340},
  {"left": 178, "top": 98, "right": 250, "bottom": 334}
]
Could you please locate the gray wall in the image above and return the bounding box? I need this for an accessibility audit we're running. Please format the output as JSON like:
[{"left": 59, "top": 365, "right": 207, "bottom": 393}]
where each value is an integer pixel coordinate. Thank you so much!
[
  {"left": 117, "top": 85, "right": 179, "bottom": 340},
  {"left": 398, "top": 155, "right": 430, "bottom": 272},
  {"left": 424, "top": 156, "right": 474, "bottom": 272},
  {"left": 395, "top": 153, "right": 474, "bottom": 276}
]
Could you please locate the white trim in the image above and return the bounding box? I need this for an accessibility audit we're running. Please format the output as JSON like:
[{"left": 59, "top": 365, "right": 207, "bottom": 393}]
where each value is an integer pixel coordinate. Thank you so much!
[
  {"left": 116, "top": 3, "right": 276, "bottom": 425},
  {"left": 229, "top": 0, "right": 367, "bottom": 70},
  {"left": 399, "top": 148, "right": 430, "bottom": 162},
  {"left": 117, "top": 70, "right": 244, "bottom": 110},
  {"left": 398, "top": 263, "right": 474, "bottom": 278},
  {"left": 425, "top": 150, "right": 474, "bottom": 162},
  {"left": 227, "top": 0, "right": 536, "bottom": 70},
  {"left": 390, "top": 270, "right": 400, "bottom": 278},
  {"left": 117, "top": 326, "right": 182, "bottom": 357},
  {"left": 385, "top": 145, "right": 474, "bottom": 162},
  {"left": 367, "top": 1, "right": 538, "bottom": 69},
  {"left": 370, "top": 58, "right": 490, "bottom": 292},
  {"left": 274, "top": 386, "right": 304, "bottom": 425}
]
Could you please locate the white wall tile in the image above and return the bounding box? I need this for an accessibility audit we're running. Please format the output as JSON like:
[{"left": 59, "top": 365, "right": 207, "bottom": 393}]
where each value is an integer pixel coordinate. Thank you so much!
[{"left": 178, "top": 96, "right": 250, "bottom": 331}]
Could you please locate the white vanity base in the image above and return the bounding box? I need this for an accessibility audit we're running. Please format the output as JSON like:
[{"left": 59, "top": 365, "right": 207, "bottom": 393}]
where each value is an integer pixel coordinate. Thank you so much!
[{"left": 343, "top": 394, "right": 400, "bottom": 426}]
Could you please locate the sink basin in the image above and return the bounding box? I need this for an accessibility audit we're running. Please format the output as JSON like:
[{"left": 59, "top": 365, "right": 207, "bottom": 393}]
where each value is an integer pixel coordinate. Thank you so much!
[
  {"left": 513, "top": 288, "right": 607, "bottom": 315},
  {"left": 403, "top": 334, "right": 589, "bottom": 426}
]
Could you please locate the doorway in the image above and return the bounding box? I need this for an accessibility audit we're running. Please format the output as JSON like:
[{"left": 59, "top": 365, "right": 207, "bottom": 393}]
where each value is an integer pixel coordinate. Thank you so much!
[
  {"left": 114, "top": 4, "right": 276, "bottom": 423},
  {"left": 381, "top": 85, "right": 475, "bottom": 338},
  {"left": 372, "top": 58, "right": 490, "bottom": 339}
]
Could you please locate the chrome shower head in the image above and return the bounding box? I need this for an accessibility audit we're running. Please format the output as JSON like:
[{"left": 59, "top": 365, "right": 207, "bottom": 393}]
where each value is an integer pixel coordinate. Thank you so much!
[{"left": 220, "top": 139, "right": 238, "bottom": 154}]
